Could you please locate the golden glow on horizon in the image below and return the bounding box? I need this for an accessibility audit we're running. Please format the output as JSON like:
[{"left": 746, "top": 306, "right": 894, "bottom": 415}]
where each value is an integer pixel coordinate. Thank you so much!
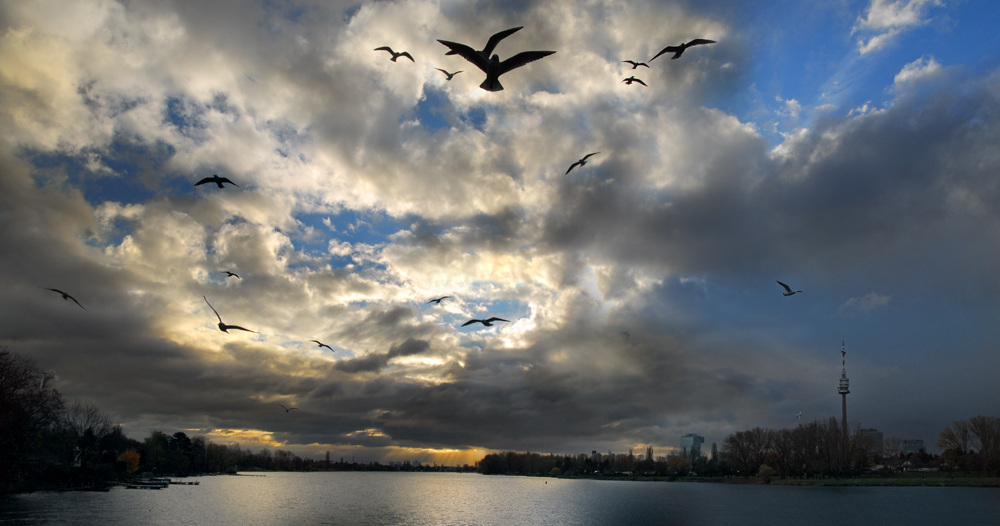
[{"left": 206, "top": 428, "right": 285, "bottom": 448}]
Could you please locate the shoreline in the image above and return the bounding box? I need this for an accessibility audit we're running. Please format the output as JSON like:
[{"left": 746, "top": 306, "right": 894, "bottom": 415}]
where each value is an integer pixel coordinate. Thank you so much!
[{"left": 554, "top": 475, "right": 1000, "bottom": 487}]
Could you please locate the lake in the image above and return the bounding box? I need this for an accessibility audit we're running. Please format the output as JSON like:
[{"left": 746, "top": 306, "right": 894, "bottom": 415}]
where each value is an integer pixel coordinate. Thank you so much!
[{"left": 2, "top": 472, "right": 998, "bottom": 525}]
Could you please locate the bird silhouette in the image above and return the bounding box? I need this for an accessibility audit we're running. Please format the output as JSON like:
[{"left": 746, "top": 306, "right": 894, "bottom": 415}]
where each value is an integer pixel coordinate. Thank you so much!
[
  {"left": 278, "top": 404, "right": 298, "bottom": 413},
  {"left": 309, "top": 340, "right": 334, "bottom": 351},
  {"left": 203, "top": 296, "right": 256, "bottom": 333},
  {"left": 194, "top": 175, "right": 238, "bottom": 188},
  {"left": 461, "top": 317, "right": 510, "bottom": 327},
  {"left": 776, "top": 281, "right": 802, "bottom": 297},
  {"left": 427, "top": 296, "right": 451, "bottom": 304},
  {"left": 621, "top": 76, "right": 647, "bottom": 86},
  {"left": 438, "top": 28, "right": 555, "bottom": 92},
  {"left": 623, "top": 60, "right": 649, "bottom": 69},
  {"left": 40, "top": 371, "right": 57, "bottom": 389},
  {"left": 374, "top": 46, "right": 414, "bottom": 62},
  {"left": 41, "top": 288, "right": 85, "bottom": 309},
  {"left": 222, "top": 271, "right": 240, "bottom": 279},
  {"left": 435, "top": 68, "right": 462, "bottom": 80},
  {"left": 566, "top": 152, "right": 600, "bottom": 175},
  {"left": 650, "top": 39, "right": 716, "bottom": 61}
]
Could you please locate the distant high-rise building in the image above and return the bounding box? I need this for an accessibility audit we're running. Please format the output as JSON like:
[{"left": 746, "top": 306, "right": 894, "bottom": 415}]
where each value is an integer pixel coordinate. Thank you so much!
[
  {"left": 860, "top": 428, "right": 884, "bottom": 453},
  {"left": 681, "top": 434, "right": 705, "bottom": 461},
  {"left": 902, "top": 440, "right": 925, "bottom": 455},
  {"left": 838, "top": 342, "right": 850, "bottom": 438}
]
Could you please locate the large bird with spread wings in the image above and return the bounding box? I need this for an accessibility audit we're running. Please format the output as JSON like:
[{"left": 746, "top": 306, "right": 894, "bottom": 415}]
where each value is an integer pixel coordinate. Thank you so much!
[
  {"left": 650, "top": 38, "right": 716, "bottom": 61},
  {"left": 438, "top": 27, "right": 555, "bottom": 92},
  {"left": 204, "top": 296, "right": 256, "bottom": 334}
]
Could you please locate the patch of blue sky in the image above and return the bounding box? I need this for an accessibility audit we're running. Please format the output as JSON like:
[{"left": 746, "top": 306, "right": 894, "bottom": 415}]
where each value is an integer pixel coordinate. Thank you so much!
[
  {"left": 27, "top": 149, "right": 160, "bottom": 207},
  {"left": 410, "top": 87, "right": 454, "bottom": 134},
  {"left": 460, "top": 106, "right": 487, "bottom": 131}
]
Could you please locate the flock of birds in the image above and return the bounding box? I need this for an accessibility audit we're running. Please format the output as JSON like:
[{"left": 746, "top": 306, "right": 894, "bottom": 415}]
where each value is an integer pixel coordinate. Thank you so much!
[{"left": 37, "top": 25, "right": 812, "bottom": 415}]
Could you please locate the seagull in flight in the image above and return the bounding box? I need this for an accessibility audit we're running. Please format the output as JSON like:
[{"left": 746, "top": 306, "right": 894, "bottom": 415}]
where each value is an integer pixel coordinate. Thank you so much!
[
  {"left": 203, "top": 296, "right": 256, "bottom": 334},
  {"left": 650, "top": 39, "right": 716, "bottom": 61},
  {"left": 374, "top": 46, "right": 414, "bottom": 62},
  {"left": 194, "top": 175, "right": 238, "bottom": 189},
  {"left": 622, "top": 60, "right": 649, "bottom": 69},
  {"left": 309, "top": 340, "right": 334, "bottom": 351},
  {"left": 40, "top": 370, "right": 57, "bottom": 389},
  {"left": 621, "top": 76, "right": 647, "bottom": 86},
  {"left": 566, "top": 152, "right": 600, "bottom": 175},
  {"left": 776, "top": 281, "right": 802, "bottom": 297},
  {"left": 222, "top": 271, "right": 240, "bottom": 279},
  {"left": 435, "top": 68, "right": 462, "bottom": 81},
  {"left": 461, "top": 317, "right": 510, "bottom": 327},
  {"left": 796, "top": 412, "right": 802, "bottom": 420},
  {"left": 427, "top": 296, "right": 451, "bottom": 305},
  {"left": 278, "top": 404, "right": 298, "bottom": 413},
  {"left": 438, "top": 27, "right": 555, "bottom": 92},
  {"left": 41, "top": 288, "right": 85, "bottom": 309}
]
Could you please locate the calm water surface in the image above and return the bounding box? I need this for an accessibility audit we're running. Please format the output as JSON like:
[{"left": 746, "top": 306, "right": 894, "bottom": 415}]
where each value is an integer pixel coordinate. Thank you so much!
[{"left": 2, "top": 472, "right": 998, "bottom": 525}]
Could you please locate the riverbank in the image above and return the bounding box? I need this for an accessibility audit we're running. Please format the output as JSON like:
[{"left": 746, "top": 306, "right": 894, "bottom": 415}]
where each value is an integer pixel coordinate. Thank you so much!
[{"left": 567, "top": 473, "right": 1000, "bottom": 487}]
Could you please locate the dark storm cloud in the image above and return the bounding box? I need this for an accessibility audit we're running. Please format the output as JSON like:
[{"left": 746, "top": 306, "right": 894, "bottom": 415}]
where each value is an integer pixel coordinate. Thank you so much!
[{"left": 335, "top": 337, "right": 431, "bottom": 373}]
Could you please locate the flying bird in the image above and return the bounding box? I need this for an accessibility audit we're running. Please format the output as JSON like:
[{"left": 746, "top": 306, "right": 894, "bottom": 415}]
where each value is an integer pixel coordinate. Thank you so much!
[
  {"left": 222, "top": 271, "right": 240, "bottom": 279},
  {"left": 278, "top": 404, "right": 298, "bottom": 413},
  {"left": 427, "top": 296, "right": 451, "bottom": 305},
  {"left": 461, "top": 317, "right": 510, "bottom": 327},
  {"left": 438, "top": 28, "right": 555, "bottom": 92},
  {"left": 776, "top": 281, "right": 802, "bottom": 297},
  {"left": 203, "top": 296, "right": 257, "bottom": 334},
  {"left": 435, "top": 68, "right": 462, "bottom": 81},
  {"left": 796, "top": 412, "right": 802, "bottom": 420},
  {"left": 40, "top": 371, "right": 57, "bottom": 389},
  {"left": 374, "top": 46, "right": 414, "bottom": 62},
  {"left": 623, "top": 60, "right": 649, "bottom": 69},
  {"left": 566, "top": 152, "right": 600, "bottom": 175},
  {"left": 309, "top": 340, "right": 334, "bottom": 351},
  {"left": 41, "top": 288, "right": 85, "bottom": 309},
  {"left": 650, "top": 39, "right": 716, "bottom": 61},
  {"left": 194, "top": 175, "right": 238, "bottom": 189},
  {"left": 621, "top": 76, "right": 647, "bottom": 86}
]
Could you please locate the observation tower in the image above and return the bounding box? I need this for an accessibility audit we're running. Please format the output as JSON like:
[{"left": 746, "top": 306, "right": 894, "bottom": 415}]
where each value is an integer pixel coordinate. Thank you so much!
[{"left": 838, "top": 342, "right": 849, "bottom": 439}]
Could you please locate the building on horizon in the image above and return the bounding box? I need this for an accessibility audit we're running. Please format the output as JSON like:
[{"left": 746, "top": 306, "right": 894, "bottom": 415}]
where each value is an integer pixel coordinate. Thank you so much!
[
  {"left": 902, "top": 439, "right": 925, "bottom": 455},
  {"left": 680, "top": 434, "right": 705, "bottom": 461},
  {"left": 860, "top": 428, "right": 884, "bottom": 454}
]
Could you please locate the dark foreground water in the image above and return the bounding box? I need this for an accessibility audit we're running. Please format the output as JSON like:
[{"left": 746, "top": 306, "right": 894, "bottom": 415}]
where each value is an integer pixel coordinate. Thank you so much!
[{"left": 2, "top": 473, "right": 999, "bottom": 526}]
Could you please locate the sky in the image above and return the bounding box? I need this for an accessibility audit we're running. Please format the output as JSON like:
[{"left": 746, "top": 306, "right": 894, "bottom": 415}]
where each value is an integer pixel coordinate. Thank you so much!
[{"left": 2, "top": 0, "right": 1000, "bottom": 465}]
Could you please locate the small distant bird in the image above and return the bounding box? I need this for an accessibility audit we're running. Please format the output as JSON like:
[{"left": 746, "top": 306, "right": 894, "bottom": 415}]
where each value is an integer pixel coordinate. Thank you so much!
[
  {"left": 621, "top": 76, "right": 647, "bottom": 86},
  {"left": 776, "top": 281, "right": 802, "bottom": 297},
  {"left": 566, "top": 152, "right": 600, "bottom": 175},
  {"left": 194, "top": 175, "right": 238, "bottom": 189},
  {"left": 435, "top": 68, "right": 462, "bottom": 81},
  {"left": 796, "top": 412, "right": 802, "bottom": 420},
  {"left": 623, "top": 60, "right": 649, "bottom": 69},
  {"left": 41, "top": 288, "right": 85, "bottom": 309},
  {"left": 462, "top": 317, "right": 510, "bottom": 327},
  {"left": 278, "top": 404, "right": 298, "bottom": 413},
  {"left": 620, "top": 331, "right": 630, "bottom": 341},
  {"left": 650, "top": 39, "right": 716, "bottom": 61},
  {"left": 203, "top": 296, "right": 256, "bottom": 334},
  {"left": 40, "top": 371, "right": 57, "bottom": 389},
  {"left": 427, "top": 296, "right": 451, "bottom": 305},
  {"left": 222, "top": 271, "right": 240, "bottom": 279},
  {"left": 374, "top": 46, "right": 414, "bottom": 62},
  {"left": 438, "top": 27, "right": 555, "bottom": 92},
  {"left": 309, "top": 340, "right": 334, "bottom": 351}
]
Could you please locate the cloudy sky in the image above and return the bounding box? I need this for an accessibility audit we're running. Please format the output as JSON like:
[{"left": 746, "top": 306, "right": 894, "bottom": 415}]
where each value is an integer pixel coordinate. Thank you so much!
[{"left": 2, "top": 0, "right": 999, "bottom": 464}]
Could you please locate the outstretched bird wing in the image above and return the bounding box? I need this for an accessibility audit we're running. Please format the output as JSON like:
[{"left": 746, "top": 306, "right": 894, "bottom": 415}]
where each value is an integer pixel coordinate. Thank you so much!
[
  {"left": 203, "top": 296, "right": 223, "bottom": 324},
  {"left": 461, "top": 319, "right": 481, "bottom": 327},
  {"left": 398, "top": 52, "right": 415, "bottom": 62},
  {"left": 66, "top": 294, "right": 86, "bottom": 309},
  {"left": 481, "top": 26, "right": 523, "bottom": 57},
  {"left": 566, "top": 161, "right": 583, "bottom": 175},
  {"left": 484, "top": 317, "right": 510, "bottom": 324},
  {"left": 582, "top": 152, "right": 600, "bottom": 161},
  {"left": 437, "top": 40, "right": 490, "bottom": 72},
  {"left": 374, "top": 46, "right": 394, "bottom": 54},
  {"left": 649, "top": 45, "right": 682, "bottom": 62},
  {"left": 193, "top": 178, "right": 214, "bottom": 186},
  {"left": 776, "top": 281, "right": 793, "bottom": 294},
  {"left": 497, "top": 51, "right": 556, "bottom": 77},
  {"left": 686, "top": 39, "right": 717, "bottom": 47},
  {"left": 217, "top": 177, "right": 238, "bottom": 187},
  {"left": 223, "top": 324, "right": 257, "bottom": 333},
  {"left": 632, "top": 78, "right": 647, "bottom": 86}
]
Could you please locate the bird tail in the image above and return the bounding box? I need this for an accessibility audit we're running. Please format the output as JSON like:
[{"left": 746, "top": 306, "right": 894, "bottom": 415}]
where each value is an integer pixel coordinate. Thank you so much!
[{"left": 480, "top": 78, "right": 504, "bottom": 92}]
